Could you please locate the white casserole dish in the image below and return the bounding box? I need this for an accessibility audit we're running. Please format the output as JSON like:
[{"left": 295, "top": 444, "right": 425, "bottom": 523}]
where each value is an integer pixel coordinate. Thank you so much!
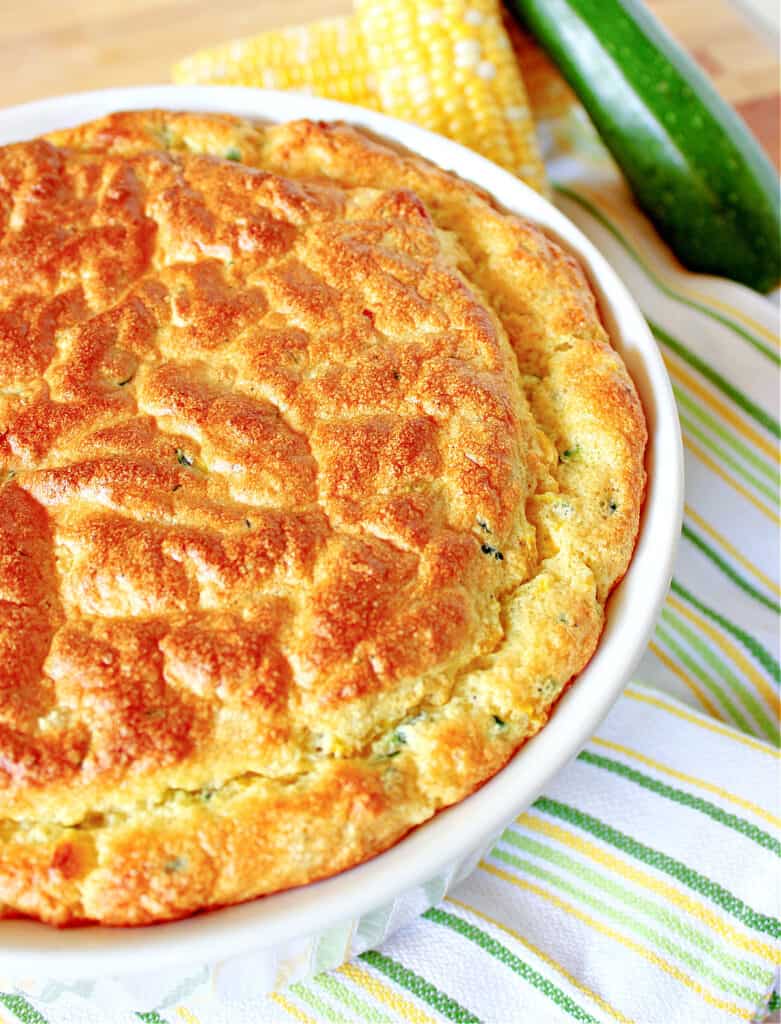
[{"left": 0, "top": 86, "right": 683, "bottom": 1007}]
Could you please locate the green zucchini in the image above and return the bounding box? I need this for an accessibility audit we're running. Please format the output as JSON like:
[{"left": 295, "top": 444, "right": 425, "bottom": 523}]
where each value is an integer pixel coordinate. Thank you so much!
[{"left": 506, "top": 0, "right": 781, "bottom": 292}]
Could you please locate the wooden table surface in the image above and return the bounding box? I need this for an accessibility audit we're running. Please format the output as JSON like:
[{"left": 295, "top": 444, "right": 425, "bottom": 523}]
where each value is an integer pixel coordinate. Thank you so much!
[{"left": 0, "top": 0, "right": 778, "bottom": 163}]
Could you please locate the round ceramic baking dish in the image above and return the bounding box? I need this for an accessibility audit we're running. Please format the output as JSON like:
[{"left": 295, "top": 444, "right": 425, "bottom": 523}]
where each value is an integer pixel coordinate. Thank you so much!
[{"left": 0, "top": 86, "right": 683, "bottom": 1002}]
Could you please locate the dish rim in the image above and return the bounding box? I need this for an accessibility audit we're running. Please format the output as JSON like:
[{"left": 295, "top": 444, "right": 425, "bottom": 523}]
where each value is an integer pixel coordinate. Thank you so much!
[{"left": 0, "top": 85, "right": 683, "bottom": 977}]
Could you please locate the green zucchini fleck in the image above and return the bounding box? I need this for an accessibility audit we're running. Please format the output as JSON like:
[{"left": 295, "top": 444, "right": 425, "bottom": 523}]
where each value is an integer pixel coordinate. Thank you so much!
[
  {"left": 493, "top": 715, "right": 507, "bottom": 728},
  {"left": 537, "top": 677, "right": 561, "bottom": 699},
  {"left": 559, "top": 445, "right": 580, "bottom": 463},
  {"left": 552, "top": 499, "right": 572, "bottom": 518},
  {"left": 225, "top": 146, "right": 242, "bottom": 162},
  {"left": 175, "top": 448, "right": 194, "bottom": 468},
  {"left": 481, "top": 543, "right": 504, "bottom": 561},
  {"left": 164, "top": 856, "right": 187, "bottom": 873},
  {"left": 155, "top": 124, "right": 174, "bottom": 148}
]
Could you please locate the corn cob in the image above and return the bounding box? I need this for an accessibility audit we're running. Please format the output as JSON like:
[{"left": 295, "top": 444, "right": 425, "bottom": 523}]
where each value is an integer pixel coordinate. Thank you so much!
[
  {"left": 173, "top": 16, "right": 378, "bottom": 109},
  {"left": 354, "top": 0, "right": 545, "bottom": 189},
  {"left": 173, "top": 1, "right": 546, "bottom": 192}
]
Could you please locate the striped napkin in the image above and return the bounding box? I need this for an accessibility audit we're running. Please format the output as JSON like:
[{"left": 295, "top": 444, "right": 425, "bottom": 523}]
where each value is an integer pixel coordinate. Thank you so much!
[{"left": 3, "top": 11, "right": 780, "bottom": 1024}]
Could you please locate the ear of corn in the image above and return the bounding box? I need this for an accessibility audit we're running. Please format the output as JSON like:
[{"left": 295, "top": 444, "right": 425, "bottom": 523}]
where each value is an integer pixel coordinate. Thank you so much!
[
  {"left": 354, "top": 0, "right": 545, "bottom": 190},
  {"left": 173, "top": 1, "right": 546, "bottom": 193},
  {"left": 173, "top": 16, "right": 378, "bottom": 108}
]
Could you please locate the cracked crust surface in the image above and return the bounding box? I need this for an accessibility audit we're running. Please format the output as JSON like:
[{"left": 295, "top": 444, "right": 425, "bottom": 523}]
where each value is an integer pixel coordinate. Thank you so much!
[{"left": 0, "top": 112, "right": 646, "bottom": 925}]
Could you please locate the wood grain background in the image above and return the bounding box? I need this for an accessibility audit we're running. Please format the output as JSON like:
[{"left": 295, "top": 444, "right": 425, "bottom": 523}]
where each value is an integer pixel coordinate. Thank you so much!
[{"left": 0, "top": 0, "right": 778, "bottom": 162}]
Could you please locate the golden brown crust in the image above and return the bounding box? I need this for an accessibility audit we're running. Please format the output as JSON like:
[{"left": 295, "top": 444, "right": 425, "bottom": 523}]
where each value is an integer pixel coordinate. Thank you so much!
[{"left": 0, "top": 111, "right": 646, "bottom": 925}]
